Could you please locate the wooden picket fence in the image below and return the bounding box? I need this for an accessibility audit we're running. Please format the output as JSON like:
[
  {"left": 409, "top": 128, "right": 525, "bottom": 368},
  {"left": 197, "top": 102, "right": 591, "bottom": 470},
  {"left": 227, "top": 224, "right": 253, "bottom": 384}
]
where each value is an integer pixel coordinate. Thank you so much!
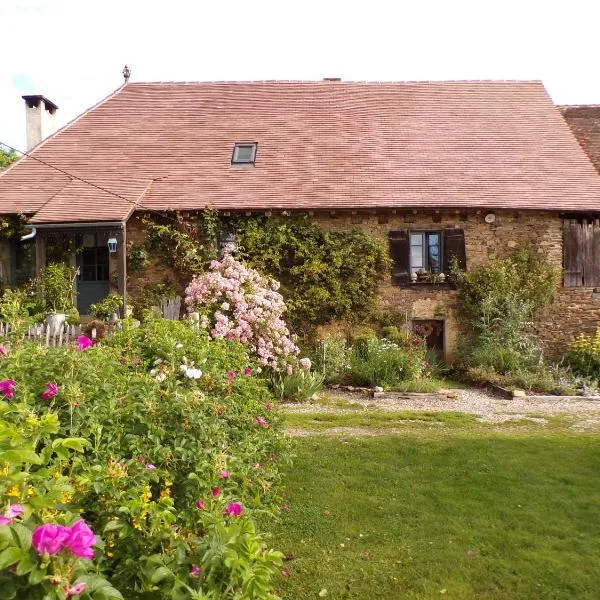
[
  {"left": 0, "top": 295, "right": 184, "bottom": 347},
  {"left": 0, "top": 322, "right": 84, "bottom": 347}
]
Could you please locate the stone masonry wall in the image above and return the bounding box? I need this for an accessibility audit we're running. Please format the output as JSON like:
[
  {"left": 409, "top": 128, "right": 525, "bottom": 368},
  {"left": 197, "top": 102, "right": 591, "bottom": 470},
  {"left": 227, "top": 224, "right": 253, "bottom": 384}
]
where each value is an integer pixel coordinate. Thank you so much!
[
  {"left": 125, "top": 215, "right": 182, "bottom": 305},
  {"left": 313, "top": 209, "right": 595, "bottom": 359},
  {"left": 125, "top": 209, "right": 600, "bottom": 358}
]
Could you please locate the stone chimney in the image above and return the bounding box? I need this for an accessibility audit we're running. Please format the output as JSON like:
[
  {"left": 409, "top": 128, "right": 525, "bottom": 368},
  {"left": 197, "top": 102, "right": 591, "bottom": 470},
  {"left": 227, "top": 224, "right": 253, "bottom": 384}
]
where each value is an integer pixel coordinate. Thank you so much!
[{"left": 22, "top": 95, "right": 58, "bottom": 150}]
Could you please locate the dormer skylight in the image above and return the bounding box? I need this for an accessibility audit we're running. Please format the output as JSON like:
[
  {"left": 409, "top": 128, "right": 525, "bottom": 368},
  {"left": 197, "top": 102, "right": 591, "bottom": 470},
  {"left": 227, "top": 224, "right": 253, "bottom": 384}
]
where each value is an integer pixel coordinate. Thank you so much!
[{"left": 232, "top": 142, "right": 257, "bottom": 165}]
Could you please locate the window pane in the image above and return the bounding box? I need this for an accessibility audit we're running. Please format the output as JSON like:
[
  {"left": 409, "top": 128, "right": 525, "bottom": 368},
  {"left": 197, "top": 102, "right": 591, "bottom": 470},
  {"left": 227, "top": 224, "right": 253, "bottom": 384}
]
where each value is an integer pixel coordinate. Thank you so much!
[
  {"left": 233, "top": 144, "right": 256, "bottom": 163},
  {"left": 410, "top": 233, "right": 424, "bottom": 272},
  {"left": 427, "top": 233, "right": 441, "bottom": 273}
]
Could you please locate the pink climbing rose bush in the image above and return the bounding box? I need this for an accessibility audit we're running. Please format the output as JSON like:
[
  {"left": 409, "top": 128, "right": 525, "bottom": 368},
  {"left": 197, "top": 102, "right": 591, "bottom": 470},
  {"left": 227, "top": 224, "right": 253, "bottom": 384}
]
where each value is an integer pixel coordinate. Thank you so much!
[{"left": 184, "top": 253, "right": 299, "bottom": 369}]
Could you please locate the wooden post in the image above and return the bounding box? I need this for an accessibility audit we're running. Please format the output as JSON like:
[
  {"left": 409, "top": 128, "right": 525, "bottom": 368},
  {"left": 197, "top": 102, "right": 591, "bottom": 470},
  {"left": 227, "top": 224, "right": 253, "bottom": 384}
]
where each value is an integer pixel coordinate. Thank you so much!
[
  {"left": 34, "top": 233, "right": 46, "bottom": 277},
  {"left": 118, "top": 226, "right": 127, "bottom": 314}
]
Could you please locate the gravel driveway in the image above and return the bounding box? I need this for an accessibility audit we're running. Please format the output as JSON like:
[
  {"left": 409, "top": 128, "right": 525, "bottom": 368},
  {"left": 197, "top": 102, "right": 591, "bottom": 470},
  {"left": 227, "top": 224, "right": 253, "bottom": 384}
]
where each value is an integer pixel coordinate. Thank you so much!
[{"left": 283, "top": 387, "right": 600, "bottom": 431}]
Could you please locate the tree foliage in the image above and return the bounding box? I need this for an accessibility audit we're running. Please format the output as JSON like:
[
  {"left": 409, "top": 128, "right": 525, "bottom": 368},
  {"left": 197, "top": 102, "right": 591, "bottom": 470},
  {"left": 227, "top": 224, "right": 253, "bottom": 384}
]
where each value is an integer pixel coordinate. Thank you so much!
[
  {"left": 234, "top": 215, "right": 391, "bottom": 333},
  {"left": 0, "top": 145, "right": 18, "bottom": 171}
]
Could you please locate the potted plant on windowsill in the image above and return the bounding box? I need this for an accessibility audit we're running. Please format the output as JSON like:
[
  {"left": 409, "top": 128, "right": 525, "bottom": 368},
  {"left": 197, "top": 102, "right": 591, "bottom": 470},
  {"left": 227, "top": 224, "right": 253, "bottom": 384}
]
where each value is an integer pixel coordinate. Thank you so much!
[{"left": 410, "top": 270, "right": 447, "bottom": 284}]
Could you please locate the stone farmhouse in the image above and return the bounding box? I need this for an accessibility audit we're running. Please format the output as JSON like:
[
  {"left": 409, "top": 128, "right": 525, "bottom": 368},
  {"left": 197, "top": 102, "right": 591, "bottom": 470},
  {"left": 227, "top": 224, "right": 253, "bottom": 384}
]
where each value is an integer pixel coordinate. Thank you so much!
[{"left": 1, "top": 79, "right": 600, "bottom": 358}]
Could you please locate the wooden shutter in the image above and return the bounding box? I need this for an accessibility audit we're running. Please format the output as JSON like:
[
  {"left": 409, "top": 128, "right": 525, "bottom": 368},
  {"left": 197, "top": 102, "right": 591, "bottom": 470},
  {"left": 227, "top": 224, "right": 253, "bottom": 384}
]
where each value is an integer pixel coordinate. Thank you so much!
[
  {"left": 389, "top": 230, "right": 410, "bottom": 286},
  {"left": 443, "top": 229, "right": 466, "bottom": 273},
  {"left": 563, "top": 219, "right": 583, "bottom": 287}
]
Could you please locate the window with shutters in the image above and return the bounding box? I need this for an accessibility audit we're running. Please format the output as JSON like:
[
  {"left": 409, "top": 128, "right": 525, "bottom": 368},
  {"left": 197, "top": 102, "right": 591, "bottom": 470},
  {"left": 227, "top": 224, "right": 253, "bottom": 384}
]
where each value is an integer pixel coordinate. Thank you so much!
[
  {"left": 563, "top": 219, "right": 600, "bottom": 287},
  {"left": 389, "top": 228, "right": 466, "bottom": 286}
]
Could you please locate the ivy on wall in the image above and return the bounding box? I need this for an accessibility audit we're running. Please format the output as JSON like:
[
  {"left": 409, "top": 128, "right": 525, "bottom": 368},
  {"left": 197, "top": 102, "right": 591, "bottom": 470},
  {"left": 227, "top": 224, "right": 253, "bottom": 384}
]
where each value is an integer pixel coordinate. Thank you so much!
[
  {"left": 0, "top": 213, "right": 29, "bottom": 241},
  {"left": 234, "top": 214, "right": 391, "bottom": 333},
  {"left": 128, "top": 212, "right": 390, "bottom": 334}
]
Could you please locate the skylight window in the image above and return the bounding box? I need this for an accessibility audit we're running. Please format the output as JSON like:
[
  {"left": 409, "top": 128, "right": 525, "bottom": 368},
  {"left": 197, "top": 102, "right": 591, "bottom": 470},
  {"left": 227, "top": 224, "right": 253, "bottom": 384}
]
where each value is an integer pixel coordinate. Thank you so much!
[{"left": 232, "top": 143, "right": 257, "bottom": 165}]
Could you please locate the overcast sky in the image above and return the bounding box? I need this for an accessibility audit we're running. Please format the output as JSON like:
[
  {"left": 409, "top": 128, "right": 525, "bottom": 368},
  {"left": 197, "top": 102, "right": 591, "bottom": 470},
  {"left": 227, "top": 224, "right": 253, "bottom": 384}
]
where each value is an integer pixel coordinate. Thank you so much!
[{"left": 2, "top": 0, "right": 600, "bottom": 151}]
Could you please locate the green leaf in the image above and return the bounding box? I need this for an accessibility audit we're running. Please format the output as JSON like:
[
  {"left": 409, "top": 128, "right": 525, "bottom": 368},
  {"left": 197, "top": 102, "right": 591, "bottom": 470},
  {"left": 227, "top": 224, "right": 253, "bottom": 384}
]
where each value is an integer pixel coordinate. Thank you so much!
[
  {"left": 0, "top": 546, "right": 23, "bottom": 569},
  {"left": 150, "top": 566, "right": 173, "bottom": 584},
  {"left": 11, "top": 523, "right": 32, "bottom": 551},
  {"left": 15, "top": 552, "right": 35, "bottom": 575},
  {"left": 0, "top": 449, "right": 42, "bottom": 465},
  {"left": 52, "top": 438, "right": 89, "bottom": 453},
  {"left": 103, "top": 520, "right": 124, "bottom": 532},
  {"left": 0, "top": 525, "right": 12, "bottom": 550},
  {"left": 28, "top": 564, "right": 45, "bottom": 585}
]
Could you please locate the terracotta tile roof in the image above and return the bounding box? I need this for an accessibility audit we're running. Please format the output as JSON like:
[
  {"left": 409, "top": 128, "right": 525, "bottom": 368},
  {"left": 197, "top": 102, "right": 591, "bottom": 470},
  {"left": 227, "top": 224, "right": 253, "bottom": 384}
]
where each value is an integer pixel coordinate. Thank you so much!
[
  {"left": 2, "top": 80, "right": 600, "bottom": 223},
  {"left": 559, "top": 105, "right": 600, "bottom": 174}
]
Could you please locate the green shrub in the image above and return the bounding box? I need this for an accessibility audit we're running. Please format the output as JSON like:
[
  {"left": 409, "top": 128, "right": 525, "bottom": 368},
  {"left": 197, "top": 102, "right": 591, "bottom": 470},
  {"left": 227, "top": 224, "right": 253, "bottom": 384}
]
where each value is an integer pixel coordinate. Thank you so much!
[
  {"left": 347, "top": 337, "right": 425, "bottom": 388},
  {"left": 235, "top": 215, "right": 390, "bottom": 333},
  {"left": 37, "top": 262, "right": 78, "bottom": 314},
  {"left": 270, "top": 369, "right": 325, "bottom": 402},
  {"left": 453, "top": 249, "right": 560, "bottom": 377},
  {"left": 0, "top": 318, "right": 287, "bottom": 598},
  {"left": 309, "top": 336, "right": 350, "bottom": 384},
  {"left": 89, "top": 293, "right": 123, "bottom": 320},
  {"left": 566, "top": 329, "right": 600, "bottom": 379}
]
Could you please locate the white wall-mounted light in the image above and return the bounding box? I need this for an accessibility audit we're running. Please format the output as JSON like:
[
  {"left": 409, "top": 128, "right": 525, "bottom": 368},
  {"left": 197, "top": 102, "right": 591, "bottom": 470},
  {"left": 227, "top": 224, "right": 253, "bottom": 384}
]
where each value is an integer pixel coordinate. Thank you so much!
[
  {"left": 107, "top": 237, "right": 118, "bottom": 253},
  {"left": 484, "top": 213, "right": 496, "bottom": 224}
]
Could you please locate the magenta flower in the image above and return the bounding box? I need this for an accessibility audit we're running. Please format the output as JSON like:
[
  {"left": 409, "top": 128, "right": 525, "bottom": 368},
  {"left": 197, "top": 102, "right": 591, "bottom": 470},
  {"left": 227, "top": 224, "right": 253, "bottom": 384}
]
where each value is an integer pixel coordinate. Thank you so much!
[
  {"left": 0, "top": 345, "right": 7, "bottom": 357},
  {"left": 0, "top": 379, "right": 16, "bottom": 398},
  {"left": 281, "top": 570, "right": 290, "bottom": 577},
  {"left": 145, "top": 463, "right": 157, "bottom": 470},
  {"left": 227, "top": 371, "right": 237, "bottom": 378},
  {"left": 223, "top": 502, "right": 243, "bottom": 517},
  {"left": 0, "top": 516, "right": 10, "bottom": 525},
  {"left": 196, "top": 500, "right": 204, "bottom": 509},
  {"left": 244, "top": 367, "right": 252, "bottom": 375},
  {"left": 41, "top": 382, "right": 59, "bottom": 400},
  {"left": 190, "top": 565, "right": 201, "bottom": 578},
  {"left": 66, "top": 583, "right": 86, "bottom": 597},
  {"left": 32, "top": 524, "right": 71, "bottom": 556},
  {"left": 219, "top": 470, "right": 230, "bottom": 479},
  {"left": 264, "top": 402, "right": 273, "bottom": 411},
  {"left": 65, "top": 519, "right": 96, "bottom": 559},
  {"left": 211, "top": 486, "right": 220, "bottom": 497},
  {"left": 6, "top": 504, "right": 24, "bottom": 519},
  {"left": 256, "top": 416, "right": 268, "bottom": 427},
  {"left": 77, "top": 335, "right": 93, "bottom": 351}
]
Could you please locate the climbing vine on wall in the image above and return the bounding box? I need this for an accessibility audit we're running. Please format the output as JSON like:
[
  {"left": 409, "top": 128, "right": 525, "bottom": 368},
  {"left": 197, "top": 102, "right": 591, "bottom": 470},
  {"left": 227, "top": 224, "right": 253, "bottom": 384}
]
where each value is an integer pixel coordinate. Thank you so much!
[
  {"left": 234, "top": 214, "right": 390, "bottom": 333},
  {"left": 0, "top": 213, "right": 29, "bottom": 241}
]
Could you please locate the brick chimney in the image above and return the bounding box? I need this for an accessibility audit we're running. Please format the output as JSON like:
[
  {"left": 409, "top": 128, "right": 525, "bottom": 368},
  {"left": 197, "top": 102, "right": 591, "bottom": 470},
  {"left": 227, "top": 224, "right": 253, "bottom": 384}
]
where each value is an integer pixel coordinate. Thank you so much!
[{"left": 22, "top": 95, "right": 58, "bottom": 150}]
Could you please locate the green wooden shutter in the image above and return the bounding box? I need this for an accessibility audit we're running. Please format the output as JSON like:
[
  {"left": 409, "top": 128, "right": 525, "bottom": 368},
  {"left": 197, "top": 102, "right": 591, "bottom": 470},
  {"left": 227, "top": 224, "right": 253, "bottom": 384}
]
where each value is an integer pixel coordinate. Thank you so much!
[{"left": 389, "top": 230, "right": 410, "bottom": 286}]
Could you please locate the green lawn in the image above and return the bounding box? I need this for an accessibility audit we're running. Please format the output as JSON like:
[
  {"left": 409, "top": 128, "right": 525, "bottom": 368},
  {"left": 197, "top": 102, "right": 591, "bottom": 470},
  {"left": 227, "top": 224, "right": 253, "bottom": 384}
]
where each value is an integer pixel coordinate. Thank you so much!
[{"left": 267, "top": 428, "right": 600, "bottom": 599}]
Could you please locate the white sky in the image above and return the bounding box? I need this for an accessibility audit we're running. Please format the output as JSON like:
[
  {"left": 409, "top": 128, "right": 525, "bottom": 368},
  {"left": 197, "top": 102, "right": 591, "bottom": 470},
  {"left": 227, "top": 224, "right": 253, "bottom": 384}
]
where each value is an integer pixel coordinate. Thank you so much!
[{"left": 2, "top": 0, "right": 600, "bottom": 151}]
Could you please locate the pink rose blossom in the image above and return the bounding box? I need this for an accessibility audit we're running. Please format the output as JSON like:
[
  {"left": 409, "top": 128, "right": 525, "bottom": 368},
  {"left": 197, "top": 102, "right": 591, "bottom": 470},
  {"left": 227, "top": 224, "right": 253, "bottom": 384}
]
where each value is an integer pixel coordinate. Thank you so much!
[
  {"left": 196, "top": 500, "right": 204, "bottom": 509},
  {"left": 65, "top": 519, "right": 96, "bottom": 559},
  {"left": 0, "top": 379, "right": 16, "bottom": 398},
  {"left": 244, "top": 367, "right": 252, "bottom": 375},
  {"left": 66, "top": 583, "right": 86, "bottom": 597},
  {"left": 6, "top": 504, "right": 24, "bottom": 519},
  {"left": 77, "top": 336, "right": 93, "bottom": 350},
  {"left": 32, "top": 524, "right": 71, "bottom": 556},
  {"left": 281, "top": 570, "right": 290, "bottom": 577},
  {"left": 227, "top": 371, "right": 237, "bottom": 378},
  {"left": 190, "top": 565, "right": 201, "bottom": 578},
  {"left": 256, "top": 416, "right": 268, "bottom": 427},
  {"left": 0, "top": 516, "right": 11, "bottom": 525},
  {"left": 211, "top": 486, "right": 220, "bottom": 497},
  {"left": 0, "top": 345, "right": 7, "bottom": 357},
  {"left": 219, "top": 470, "right": 230, "bottom": 479},
  {"left": 41, "top": 382, "right": 59, "bottom": 400},
  {"left": 223, "top": 502, "right": 243, "bottom": 517},
  {"left": 264, "top": 402, "right": 273, "bottom": 411},
  {"left": 145, "top": 463, "right": 157, "bottom": 470}
]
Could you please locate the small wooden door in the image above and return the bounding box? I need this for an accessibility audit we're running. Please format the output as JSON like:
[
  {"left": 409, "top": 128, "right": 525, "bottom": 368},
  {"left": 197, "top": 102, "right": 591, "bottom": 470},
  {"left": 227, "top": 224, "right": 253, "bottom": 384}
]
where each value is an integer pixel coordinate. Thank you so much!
[
  {"left": 77, "top": 245, "right": 109, "bottom": 314},
  {"left": 412, "top": 319, "right": 444, "bottom": 358}
]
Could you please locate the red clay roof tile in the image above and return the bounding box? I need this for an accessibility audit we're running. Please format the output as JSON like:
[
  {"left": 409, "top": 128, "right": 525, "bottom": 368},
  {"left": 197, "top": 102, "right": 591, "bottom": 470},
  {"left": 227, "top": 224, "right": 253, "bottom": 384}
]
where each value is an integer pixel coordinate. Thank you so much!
[{"left": 1, "top": 80, "right": 599, "bottom": 223}]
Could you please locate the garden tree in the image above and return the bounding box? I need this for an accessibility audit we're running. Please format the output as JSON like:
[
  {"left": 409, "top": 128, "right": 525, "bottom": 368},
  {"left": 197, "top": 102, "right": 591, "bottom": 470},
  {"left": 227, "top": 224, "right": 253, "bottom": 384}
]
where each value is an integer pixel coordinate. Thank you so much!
[{"left": 0, "top": 145, "right": 18, "bottom": 171}]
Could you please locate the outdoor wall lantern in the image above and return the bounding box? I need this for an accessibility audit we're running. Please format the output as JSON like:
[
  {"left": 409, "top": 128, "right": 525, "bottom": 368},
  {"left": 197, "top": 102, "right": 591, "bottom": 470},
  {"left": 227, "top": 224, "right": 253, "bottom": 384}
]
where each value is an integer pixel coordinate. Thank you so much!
[{"left": 107, "top": 238, "right": 118, "bottom": 254}]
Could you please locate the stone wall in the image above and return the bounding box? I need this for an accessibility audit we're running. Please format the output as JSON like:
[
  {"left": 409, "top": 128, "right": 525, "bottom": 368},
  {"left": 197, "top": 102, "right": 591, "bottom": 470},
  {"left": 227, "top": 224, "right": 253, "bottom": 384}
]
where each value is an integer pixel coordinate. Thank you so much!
[
  {"left": 124, "top": 208, "right": 600, "bottom": 358},
  {"left": 313, "top": 209, "right": 594, "bottom": 359},
  {"left": 125, "top": 215, "right": 182, "bottom": 305}
]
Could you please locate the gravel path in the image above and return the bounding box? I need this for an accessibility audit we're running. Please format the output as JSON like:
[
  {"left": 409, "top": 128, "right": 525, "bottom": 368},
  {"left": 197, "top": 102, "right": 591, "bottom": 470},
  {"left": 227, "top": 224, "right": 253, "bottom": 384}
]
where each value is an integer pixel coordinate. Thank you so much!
[{"left": 283, "top": 387, "right": 600, "bottom": 432}]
